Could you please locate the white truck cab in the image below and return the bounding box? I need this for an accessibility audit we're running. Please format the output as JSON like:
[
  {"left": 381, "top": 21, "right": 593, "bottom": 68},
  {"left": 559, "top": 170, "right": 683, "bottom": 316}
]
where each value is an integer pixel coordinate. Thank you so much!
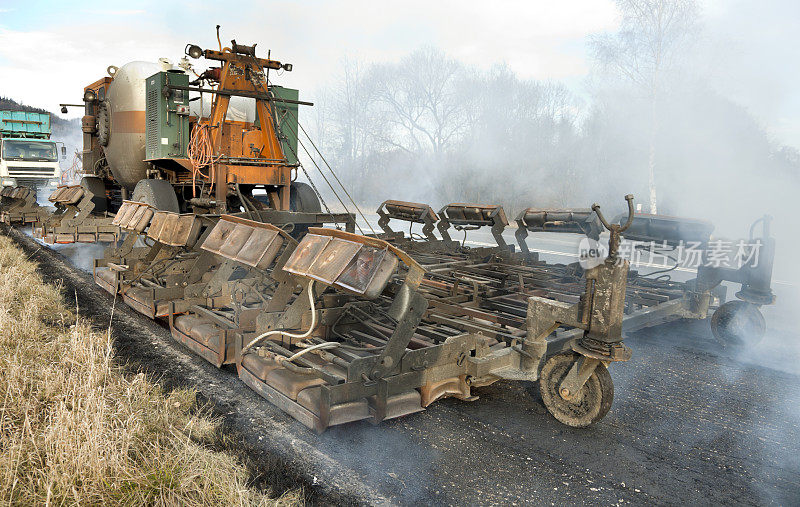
[
  {"left": 0, "top": 138, "right": 62, "bottom": 189},
  {"left": 0, "top": 111, "right": 64, "bottom": 192}
]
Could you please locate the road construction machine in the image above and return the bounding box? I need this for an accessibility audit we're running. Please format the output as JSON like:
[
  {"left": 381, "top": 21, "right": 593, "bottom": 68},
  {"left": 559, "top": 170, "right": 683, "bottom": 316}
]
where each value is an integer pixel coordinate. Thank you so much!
[{"left": 0, "top": 31, "right": 778, "bottom": 432}]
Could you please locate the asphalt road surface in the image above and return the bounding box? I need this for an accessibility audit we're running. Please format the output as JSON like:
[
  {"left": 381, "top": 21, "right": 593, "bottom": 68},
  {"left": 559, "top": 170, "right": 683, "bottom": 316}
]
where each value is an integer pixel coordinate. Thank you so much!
[{"left": 8, "top": 225, "right": 800, "bottom": 506}]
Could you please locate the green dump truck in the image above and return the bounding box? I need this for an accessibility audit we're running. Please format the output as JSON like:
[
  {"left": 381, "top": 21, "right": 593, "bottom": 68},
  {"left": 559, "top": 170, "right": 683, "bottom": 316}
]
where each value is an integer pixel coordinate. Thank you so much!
[{"left": 0, "top": 111, "right": 64, "bottom": 191}]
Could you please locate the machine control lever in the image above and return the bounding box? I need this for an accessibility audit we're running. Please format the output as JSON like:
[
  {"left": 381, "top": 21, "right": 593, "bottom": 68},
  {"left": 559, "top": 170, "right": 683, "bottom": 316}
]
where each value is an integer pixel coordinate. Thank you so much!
[{"left": 592, "top": 194, "right": 634, "bottom": 261}]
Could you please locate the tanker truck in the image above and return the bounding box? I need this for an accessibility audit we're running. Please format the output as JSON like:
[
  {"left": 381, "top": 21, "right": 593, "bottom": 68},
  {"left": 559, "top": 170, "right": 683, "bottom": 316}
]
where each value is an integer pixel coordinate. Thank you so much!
[
  {"left": 58, "top": 40, "right": 344, "bottom": 230},
  {"left": 0, "top": 111, "right": 64, "bottom": 192}
]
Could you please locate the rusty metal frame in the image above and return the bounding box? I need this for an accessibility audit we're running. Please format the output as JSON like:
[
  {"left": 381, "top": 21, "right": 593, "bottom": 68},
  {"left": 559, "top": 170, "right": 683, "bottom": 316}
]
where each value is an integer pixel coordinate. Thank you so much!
[
  {"left": 377, "top": 200, "right": 439, "bottom": 242},
  {"left": 30, "top": 186, "right": 777, "bottom": 433},
  {"left": 437, "top": 203, "right": 510, "bottom": 251},
  {"left": 224, "top": 209, "right": 640, "bottom": 432},
  {"left": 164, "top": 214, "right": 301, "bottom": 366}
]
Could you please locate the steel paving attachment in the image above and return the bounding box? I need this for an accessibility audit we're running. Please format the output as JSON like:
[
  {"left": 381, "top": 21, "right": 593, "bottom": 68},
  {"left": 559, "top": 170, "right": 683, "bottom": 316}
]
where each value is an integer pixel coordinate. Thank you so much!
[{"left": 33, "top": 181, "right": 118, "bottom": 244}]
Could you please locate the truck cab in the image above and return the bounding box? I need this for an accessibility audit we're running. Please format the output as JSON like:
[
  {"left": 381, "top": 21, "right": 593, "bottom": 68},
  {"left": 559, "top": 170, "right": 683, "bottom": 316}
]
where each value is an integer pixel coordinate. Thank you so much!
[{"left": 0, "top": 111, "right": 62, "bottom": 192}]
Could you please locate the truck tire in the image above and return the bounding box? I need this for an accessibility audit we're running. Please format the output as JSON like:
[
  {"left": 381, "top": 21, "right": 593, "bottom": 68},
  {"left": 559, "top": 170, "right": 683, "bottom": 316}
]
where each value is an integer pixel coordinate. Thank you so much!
[
  {"left": 252, "top": 182, "right": 323, "bottom": 213},
  {"left": 290, "top": 182, "right": 322, "bottom": 213},
  {"left": 131, "top": 179, "right": 179, "bottom": 212},
  {"left": 80, "top": 176, "right": 108, "bottom": 213}
]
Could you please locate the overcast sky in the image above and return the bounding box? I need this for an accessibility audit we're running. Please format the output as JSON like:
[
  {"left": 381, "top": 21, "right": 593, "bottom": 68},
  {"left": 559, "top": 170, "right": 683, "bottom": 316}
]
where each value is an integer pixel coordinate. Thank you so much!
[{"left": 0, "top": 0, "right": 796, "bottom": 148}]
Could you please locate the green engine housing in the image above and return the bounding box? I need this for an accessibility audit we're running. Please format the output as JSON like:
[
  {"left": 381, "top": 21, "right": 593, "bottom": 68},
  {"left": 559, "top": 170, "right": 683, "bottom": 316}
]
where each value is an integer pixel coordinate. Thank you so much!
[
  {"left": 270, "top": 85, "right": 299, "bottom": 165},
  {"left": 145, "top": 71, "right": 190, "bottom": 160},
  {"left": 144, "top": 71, "right": 300, "bottom": 166}
]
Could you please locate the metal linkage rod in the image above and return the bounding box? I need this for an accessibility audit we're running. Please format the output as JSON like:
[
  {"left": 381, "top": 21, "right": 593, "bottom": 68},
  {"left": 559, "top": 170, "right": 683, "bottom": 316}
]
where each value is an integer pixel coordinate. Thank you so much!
[
  {"left": 245, "top": 68, "right": 361, "bottom": 233},
  {"left": 293, "top": 116, "right": 376, "bottom": 235},
  {"left": 265, "top": 77, "right": 376, "bottom": 235},
  {"left": 281, "top": 120, "right": 365, "bottom": 234}
]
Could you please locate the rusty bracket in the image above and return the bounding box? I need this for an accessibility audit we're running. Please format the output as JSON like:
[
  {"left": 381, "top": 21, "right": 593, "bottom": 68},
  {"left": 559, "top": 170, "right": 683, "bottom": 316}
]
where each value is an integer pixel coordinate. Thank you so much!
[
  {"left": 437, "top": 203, "right": 510, "bottom": 250},
  {"left": 558, "top": 355, "right": 601, "bottom": 401},
  {"left": 514, "top": 207, "right": 603, "bottom": 257},
  {"left": 376, "top": 200, "right": 439, "bottom": 241}
]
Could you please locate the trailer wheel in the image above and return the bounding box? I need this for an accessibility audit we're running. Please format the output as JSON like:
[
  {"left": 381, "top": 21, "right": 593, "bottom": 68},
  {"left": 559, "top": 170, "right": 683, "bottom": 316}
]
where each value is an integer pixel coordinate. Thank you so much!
[
  {"left": 539, "top": 353, "right": 614, "bottom": 427},
  {"left": 711, "top": 300, "right": 765, "bottom": 347},
  {"left": 131, "top": 179, "right": 179, "bottom": 212}
]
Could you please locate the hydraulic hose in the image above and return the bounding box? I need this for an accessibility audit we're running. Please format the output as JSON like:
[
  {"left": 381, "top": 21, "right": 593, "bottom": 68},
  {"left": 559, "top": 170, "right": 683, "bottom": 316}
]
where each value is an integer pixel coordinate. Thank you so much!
[
  {"left": 240, "top": 280, "right": 318, "bottom": 355},
  {"left": 283, "top": 341, "right": 341, "bottom": 363}
]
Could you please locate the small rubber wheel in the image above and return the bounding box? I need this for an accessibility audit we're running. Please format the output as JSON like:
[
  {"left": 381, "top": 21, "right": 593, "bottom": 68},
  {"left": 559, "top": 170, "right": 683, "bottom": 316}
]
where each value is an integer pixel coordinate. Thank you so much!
[
  {"left": 131, "top": 179, "right": 179, "bottom": 212},
  {"left": 711, "top": 300, "right": 765, "bottom": 347},
  {"left": 80, "top": 176, "right": 107, "bottom": 213},
  {"left": 290, "top": 182, "right": 321, "bottom": 213},
  {"left": 539, "top": 353, "right": 614, "bottom": 427}
]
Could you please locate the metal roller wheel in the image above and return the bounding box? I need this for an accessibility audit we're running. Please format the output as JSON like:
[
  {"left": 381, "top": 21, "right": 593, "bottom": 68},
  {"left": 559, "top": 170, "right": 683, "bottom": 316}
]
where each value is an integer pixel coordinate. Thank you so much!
[
  {"left": 539, "top": 353, "right": 614, "bottom": 428},
  {"left": 131, "top": 179, "right": 179, "bottom": 212},
  {"left": 711, "top": 300, "right": 766, "bottom": 347}
]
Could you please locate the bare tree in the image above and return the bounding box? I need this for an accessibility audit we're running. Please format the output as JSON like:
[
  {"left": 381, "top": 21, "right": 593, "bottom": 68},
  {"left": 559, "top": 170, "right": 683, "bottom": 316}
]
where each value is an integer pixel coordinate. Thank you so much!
[
  {"left": 313, "top": 50, "right": 581, "bottom": 209},
  {"left": 371, "top": 47, "right": 473, "bottom": 156},
  {"left": 310, "top": 57, "right": 387, "bottom": 203},
  {"left": 591, "top": 0, "right": 699, "bottom": 213},
  {"left": 442, "top": 64, "right": 582, "bottom": 209}
]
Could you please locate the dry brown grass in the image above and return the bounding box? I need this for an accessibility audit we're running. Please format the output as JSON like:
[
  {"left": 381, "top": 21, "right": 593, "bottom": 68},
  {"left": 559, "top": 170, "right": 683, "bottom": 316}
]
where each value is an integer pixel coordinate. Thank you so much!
[{"left": 0, "top": 235, "right": 300, "bottom": 506}]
